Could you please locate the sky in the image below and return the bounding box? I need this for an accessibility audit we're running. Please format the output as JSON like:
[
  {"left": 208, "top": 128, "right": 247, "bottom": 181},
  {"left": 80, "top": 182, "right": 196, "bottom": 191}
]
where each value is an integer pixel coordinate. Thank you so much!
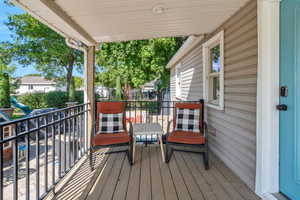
[
  {"left": 0, "top": 0, "right": 39, "bottom": 77},
  {"left": 0, "top": 0, "right": 82, "bottom": 77}
]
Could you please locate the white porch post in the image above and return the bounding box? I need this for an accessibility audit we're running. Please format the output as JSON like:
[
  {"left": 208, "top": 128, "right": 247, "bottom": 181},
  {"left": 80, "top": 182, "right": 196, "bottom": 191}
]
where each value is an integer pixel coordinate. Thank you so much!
[
  {"left": 256, "top": 0, "right": 281, "bottom": 199},
  {"left": 84, "top": 46, "right": 95, "bottom": 151}
]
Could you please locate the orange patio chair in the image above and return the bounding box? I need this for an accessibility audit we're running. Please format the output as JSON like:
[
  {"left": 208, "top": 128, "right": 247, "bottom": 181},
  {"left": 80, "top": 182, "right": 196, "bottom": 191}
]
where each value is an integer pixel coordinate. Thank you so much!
[
  {"left": 165, "top": 100, "right": 209, "bottom": 169},
  {"left": 90, "top": 102, "right": 133, "bottom": 170}
]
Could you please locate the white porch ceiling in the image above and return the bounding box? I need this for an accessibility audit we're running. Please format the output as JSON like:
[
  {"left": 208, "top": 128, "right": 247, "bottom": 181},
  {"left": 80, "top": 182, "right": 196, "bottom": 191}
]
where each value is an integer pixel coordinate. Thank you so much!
[{"left": 13, "top": 0, "right": 250, "bottom": 46}]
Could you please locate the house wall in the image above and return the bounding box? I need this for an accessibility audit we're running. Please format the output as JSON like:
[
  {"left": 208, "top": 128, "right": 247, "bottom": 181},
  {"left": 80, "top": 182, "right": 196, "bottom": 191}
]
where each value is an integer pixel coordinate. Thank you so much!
[
  {"left": 170, "top": 0, "right": 257, "bottom": 190},
  {"left": 17, "top": 84, "right": 57, "bottom": 94}
]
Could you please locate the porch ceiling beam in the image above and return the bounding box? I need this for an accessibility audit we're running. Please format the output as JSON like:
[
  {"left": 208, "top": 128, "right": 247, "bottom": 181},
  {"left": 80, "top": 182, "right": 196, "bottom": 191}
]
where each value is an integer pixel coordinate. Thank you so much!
[{"left": 40, "top": 0, "right": 97, "bottom": 46}]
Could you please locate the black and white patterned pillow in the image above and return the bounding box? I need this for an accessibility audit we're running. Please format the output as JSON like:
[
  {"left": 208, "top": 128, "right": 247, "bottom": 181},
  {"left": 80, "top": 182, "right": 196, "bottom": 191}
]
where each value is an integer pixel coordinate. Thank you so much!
[
  {"left": 175, "top": 108, "right": 200, "bottom": 132},
  {"left": 99, "top": 113, "right": 124, "bottom": 133}
]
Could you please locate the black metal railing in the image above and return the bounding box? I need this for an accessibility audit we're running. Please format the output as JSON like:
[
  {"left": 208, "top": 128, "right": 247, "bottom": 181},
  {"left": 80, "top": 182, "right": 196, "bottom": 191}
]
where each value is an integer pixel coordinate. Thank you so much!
[
  {"left": 96, "top": 100, "right": 200, "bottom": 142},
  {"left": 0, "top": 104, "right": 89, "bottom": 200}
]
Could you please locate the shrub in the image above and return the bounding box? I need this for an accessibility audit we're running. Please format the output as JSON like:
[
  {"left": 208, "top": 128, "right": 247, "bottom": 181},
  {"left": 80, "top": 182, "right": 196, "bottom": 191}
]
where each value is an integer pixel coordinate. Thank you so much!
[
  {"left": 0, "top": 73, "right": 11, "bottom": 108},
  {"left": 18, "top": 93, "right": 47, "bottom": 110},
  {"left": 44, "top": 91, "right": 68, "bottom": 108},
  {"left": 18, "top": 91, "right": 84, "bottom": 110}
]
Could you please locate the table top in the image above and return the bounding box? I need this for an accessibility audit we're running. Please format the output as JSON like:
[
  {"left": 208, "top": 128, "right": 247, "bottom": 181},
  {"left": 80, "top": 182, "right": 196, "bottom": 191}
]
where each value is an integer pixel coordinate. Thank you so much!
[{"left": 132, "top": 123, "right": 163, "bottom": 135}]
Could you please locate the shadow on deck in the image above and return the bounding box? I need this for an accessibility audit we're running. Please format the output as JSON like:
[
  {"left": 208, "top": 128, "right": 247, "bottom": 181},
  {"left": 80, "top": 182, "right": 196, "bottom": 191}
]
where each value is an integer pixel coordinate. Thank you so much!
[{"left": 47, "top": 146, "right": 261, "bottom": 200}]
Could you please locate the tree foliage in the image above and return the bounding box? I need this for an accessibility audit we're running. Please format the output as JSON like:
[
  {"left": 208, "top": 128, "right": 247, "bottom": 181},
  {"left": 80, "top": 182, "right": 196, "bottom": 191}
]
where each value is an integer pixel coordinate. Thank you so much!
[
  {"left": 0, "top": 43, "right": 18, "bottom": 105},
  {"left": 96, "top": 38, "right": 185, "bottom": 96},
  {"left": 4, "top": 13, "right": 83, "bottom": 99},
  {"left": 0, "top": 73, "right": 11, "bottom": 108}
]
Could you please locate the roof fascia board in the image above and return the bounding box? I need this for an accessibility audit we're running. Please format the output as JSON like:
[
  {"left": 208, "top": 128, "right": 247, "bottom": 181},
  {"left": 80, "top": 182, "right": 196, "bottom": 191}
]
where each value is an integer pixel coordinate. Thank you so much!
[
  {"left": 166, "top": 34, "right": 205, "bottom": 69},
  {"left": 40, "top": 0, "right": 97, "bottom": 46}
]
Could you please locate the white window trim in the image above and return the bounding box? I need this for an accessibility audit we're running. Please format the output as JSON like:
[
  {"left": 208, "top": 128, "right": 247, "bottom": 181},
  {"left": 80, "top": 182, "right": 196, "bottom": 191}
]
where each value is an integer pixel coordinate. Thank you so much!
[
  {"left": 175, "top": 63, "right": 182, "bottom": 99},
  {"left": 202, "top": 30, "right": 225, "bottom": 110}
]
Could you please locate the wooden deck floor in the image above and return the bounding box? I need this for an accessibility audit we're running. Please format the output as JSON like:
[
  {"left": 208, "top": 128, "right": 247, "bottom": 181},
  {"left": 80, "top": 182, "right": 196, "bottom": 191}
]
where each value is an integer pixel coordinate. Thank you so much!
[{"left": 52, "top": 145, "right": 261, "bottom": 200}]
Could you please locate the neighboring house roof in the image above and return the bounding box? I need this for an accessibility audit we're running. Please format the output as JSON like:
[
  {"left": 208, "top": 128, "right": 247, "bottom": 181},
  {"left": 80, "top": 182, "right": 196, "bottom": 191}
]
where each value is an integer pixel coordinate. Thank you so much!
[
  {"left": 19, "top": 76, "right": 56, "bottom": 85},
  {"left": 143, "top": 80, "right": 156, "bottom": 88},
  {"left": 142, "top": 80, "right": 157, "bottom": 91},
  {"left": 166, "top": 35, "right": 205, "bottom": 69}
]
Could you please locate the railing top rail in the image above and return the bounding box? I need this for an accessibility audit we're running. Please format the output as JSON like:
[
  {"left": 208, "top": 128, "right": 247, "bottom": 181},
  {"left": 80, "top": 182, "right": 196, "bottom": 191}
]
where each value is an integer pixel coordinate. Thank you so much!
[
  {"left": 0, "top": 103, "right": 89, "bottom": 127},
  {"left": 95, "top": 100, "right": 201, "bottom": 103}
]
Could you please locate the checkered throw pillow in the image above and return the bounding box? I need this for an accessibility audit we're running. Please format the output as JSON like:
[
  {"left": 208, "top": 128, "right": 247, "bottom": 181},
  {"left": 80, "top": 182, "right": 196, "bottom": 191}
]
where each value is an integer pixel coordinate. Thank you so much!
[
  {"left": 175, "top": 108, "right": 200, "bottom": 132},
  {"left": 99, "top": 113, "right": 124, "bottom": 133}
]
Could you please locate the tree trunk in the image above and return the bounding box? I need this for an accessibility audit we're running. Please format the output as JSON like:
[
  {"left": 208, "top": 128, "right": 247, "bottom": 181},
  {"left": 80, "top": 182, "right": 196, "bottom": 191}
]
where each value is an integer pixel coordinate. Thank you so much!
[
  {"left": 123, "top": 83, "right": 132, "bottom": 100},
  {"left": 66, "top": 55, "right": 75, "bottom": 98}
]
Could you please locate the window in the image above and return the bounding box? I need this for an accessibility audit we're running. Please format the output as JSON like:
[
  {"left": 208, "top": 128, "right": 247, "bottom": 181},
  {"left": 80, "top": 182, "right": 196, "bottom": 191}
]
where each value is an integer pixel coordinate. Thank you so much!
[
  {"left": 175, "top": 63, "right": 182, "bottom": 99},
  {"left": 203, "top": 31, "right": 224, "bottom": 110},
  {"left": 28, "top": 85, "right": 34, "bottom": 90}
]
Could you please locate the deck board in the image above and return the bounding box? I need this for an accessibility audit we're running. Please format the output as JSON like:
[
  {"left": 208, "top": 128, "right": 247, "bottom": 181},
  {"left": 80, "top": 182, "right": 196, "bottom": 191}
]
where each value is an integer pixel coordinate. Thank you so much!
[
  {"left": 52, "top": 145, "right": 261, "bottom": 200},
  {"left": 157, "top": 147, "right": 178, "bottom": 200},
  {"left": 149, "top": 146, "right": 165, "bottom": 200},
  {"left": 140, "top": 147, "right": 152, "bottom": 200},
  {"left": 113, "top": 152, "right": 132, "bottom": 200},
  {"left": 168, "top": 150, "right": 192, "bottom": 200},
  {"left": 99, "top": 152, "right": 125, "bottom": 200},
  {"left": 181, "top": 152, "right": 217, "bottom": 200},
  {"left": 174, "top": 152, "right": 205, "bottom": 200},
  {"left": 126, "top": 145, "right": 142, "bottom": 200}
]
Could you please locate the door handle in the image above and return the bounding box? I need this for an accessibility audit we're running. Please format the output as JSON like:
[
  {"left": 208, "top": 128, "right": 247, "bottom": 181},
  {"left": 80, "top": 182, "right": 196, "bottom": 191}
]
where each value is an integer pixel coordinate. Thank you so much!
[{"left": 276, "top": 104, "right": 288, "bottom": 111}]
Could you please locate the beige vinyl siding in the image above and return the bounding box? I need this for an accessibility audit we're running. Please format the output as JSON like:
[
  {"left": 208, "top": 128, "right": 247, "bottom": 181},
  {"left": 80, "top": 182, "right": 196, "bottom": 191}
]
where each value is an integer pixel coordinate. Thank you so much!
[
  {"left": 170, "top": 68, "right": 176, "bottom": 101},
  {"left": 169, "top": 0, "right": 257, "bottom": 190}
]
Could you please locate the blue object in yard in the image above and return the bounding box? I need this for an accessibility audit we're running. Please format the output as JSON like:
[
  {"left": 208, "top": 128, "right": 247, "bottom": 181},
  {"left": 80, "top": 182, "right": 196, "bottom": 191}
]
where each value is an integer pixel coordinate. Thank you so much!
[
  {"left": 19, "top": 144, "right": 27, "bottom": 151},
  {"left": 0, "top": 110, "right": 12, "bottom": 123},
  {"left": 10, "top": 96, "right": 32, "bottom": 115}
]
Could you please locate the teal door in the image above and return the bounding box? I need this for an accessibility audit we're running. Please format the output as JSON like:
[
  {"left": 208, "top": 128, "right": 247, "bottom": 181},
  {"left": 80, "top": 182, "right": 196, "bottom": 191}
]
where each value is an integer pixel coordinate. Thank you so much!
[{"left": 280, "top": 0, "right": 300, "bottom": 199}]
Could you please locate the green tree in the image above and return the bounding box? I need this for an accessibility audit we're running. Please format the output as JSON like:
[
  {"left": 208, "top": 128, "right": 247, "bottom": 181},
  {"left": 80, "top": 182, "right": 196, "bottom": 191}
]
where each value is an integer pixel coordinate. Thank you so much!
[
  {"left": 0, "top": 73, "right": 11, "bottom": 108},
  {"left": 73, "top": 76, "right": 84, "bottom": 89},
  {"left": 0, "top": 43, "right": 18, "bottom": 107},
  {"left": 96, "top": 38, "right": 185, "bottom": 97},
  {"left": 114, "top": 76, "right": 123, "bottom": 100},
  {"left": 4, "top": 13, "right": 83, "bottom": 98}
]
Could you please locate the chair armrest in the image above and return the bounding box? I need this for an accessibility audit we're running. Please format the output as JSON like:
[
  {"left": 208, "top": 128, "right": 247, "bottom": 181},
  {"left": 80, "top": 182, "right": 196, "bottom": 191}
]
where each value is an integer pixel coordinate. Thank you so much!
[
  {"left": 167, "top": 120, "right": 173, "bottom": 137},
  {"left": 203, "top": 122, "right": 208, "bottom": 138},
  {"left": 128, "top": 121, "right": 133, "bottom": 136}
]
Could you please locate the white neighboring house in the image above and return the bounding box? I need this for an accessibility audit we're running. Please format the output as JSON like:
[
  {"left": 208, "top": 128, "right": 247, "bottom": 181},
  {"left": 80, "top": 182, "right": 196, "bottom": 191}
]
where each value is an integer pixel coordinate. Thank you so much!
[
  {"left": 16, "top": 76, "right": 58, "bottom": 94},
  {"left": 95, "top": 86, "right": 109, "bottom": 98}
]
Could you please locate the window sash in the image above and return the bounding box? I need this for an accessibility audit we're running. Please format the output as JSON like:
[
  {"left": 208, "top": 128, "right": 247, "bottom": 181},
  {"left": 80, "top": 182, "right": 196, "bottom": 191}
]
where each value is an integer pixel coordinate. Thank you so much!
[{"left": 202, "top": 30, "right": 224, "bottom": 110}]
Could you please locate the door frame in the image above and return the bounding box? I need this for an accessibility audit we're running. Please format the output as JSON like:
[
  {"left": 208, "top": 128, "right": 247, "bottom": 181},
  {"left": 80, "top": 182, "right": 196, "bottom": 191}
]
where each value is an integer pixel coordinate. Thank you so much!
[{"left": 256, "top": 0, "right": 282, "bottom": 199}]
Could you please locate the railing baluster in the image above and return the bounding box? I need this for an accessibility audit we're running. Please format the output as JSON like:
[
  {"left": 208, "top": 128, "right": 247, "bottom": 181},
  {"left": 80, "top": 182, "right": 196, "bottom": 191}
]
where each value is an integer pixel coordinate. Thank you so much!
[
  {"left": 13, "top": 124, "right": 18, "bottom": 200},
  {"left": 135, "top": 101, "right": 137, "bottom": 124},
  {"left": 79, "top": 106, "right": 83, "bottom": 157},
  {"left": 52, "top": 114, "right": 55, "bottom": 187},
  {"left": 36, "top": 118, "right": 40, "bottom": 200},
  {"left": 25, "top": 121, "right": 30, "bottom": 200},
  {"left": 0, "top": 126, "right": 3, "bottom": 200},
  {"left": 161, "top": 101, "right": 164, "bottom": 132},
  {"left": 58, "top": 111, "right": 62, "bottom": 178},
  {"left": 45, "top": 115, "right": 49, "bottom": 193},
  {"left": 72, "top": 109, "right": 75, "bottom": 166},
  {"left": 64, "top": 110, "right": 67, "bottom": 173},
  {"left": 77, "top": 107, "right": 80, "bottom": 158},
  {"left": 68, "top": 110, "right": 71, "bottom": 169},
  {"left": 167, "top": 101, "right": 170, "bottom": 133}
]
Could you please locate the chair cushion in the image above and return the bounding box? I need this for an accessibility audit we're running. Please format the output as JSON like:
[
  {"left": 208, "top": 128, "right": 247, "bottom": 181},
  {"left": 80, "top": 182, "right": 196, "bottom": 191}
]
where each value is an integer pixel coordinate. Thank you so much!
[
  {"left": 175, "top": 108, "right": 200, "bottom": 132},
  {"left": 92, "top": 132, "right": 131, "bottom": 146},
  {"left": 168, "top": 131, "right": 205, "bottom": 145},
  {"left": 99, "top": 113, "right": 124, "bottom": 133}
]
